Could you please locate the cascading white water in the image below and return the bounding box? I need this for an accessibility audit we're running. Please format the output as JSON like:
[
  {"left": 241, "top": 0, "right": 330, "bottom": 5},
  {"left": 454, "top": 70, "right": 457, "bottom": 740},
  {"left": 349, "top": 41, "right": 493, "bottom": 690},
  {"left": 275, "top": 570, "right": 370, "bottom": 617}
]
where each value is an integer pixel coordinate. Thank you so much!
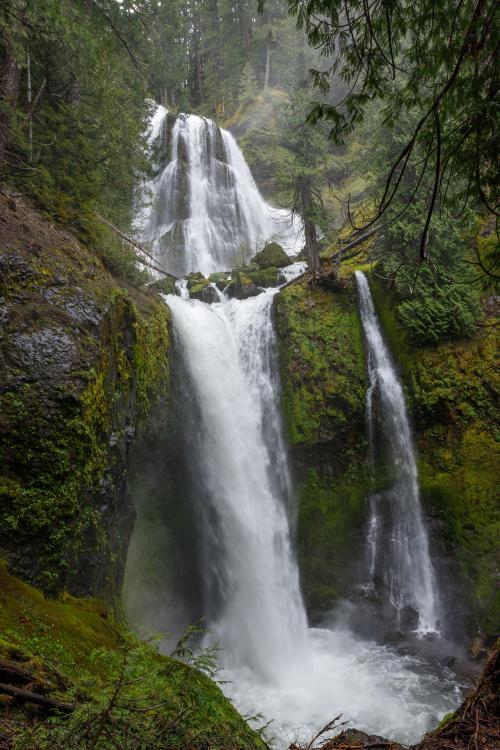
[
  {"left": 355, "top": 271, "right": 440, "bottom": 633},
  {"left": 168, "top": 290, "right": 308, "bottom": 682},
  {"left": 138, "top": 108, "right": 303, "bottom": 276}
]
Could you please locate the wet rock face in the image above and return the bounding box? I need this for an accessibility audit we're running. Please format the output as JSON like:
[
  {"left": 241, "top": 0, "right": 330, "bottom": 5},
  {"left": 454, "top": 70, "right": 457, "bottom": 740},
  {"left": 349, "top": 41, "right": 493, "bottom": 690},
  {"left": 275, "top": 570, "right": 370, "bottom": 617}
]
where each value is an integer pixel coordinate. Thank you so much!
[
  {"left": 192, "top": 284, "right": 220, "bottom": 304},
  {"left": 0, "top": 210, "right": 170, "bottom": 603},
  {"left": 9, "top": 328, "right": 77, "bottom": 381}
]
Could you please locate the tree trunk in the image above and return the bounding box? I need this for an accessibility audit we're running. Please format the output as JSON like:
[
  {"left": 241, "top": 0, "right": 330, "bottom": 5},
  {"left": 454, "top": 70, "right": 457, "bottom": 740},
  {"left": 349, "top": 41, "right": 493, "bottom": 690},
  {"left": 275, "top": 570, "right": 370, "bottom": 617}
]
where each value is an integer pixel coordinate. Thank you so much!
[
  {"left": 264, "top": 30, "right": 272, "bottom": 89},
  {"left": 26, "top": 46, "right": 32, "bottom": 162},
  {"left": 0, "top": 47, "right": 22, "bottom": 178},
  {"left": 300, "top": 177, "right": 319, "bottom": 280}
]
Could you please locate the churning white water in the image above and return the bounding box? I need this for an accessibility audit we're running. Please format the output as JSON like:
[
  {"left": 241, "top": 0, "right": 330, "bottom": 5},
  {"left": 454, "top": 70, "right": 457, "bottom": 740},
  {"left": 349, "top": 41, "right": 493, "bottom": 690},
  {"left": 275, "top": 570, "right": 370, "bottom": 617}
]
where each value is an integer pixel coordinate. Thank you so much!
[
  {"left": 167, "top": 284, "right": 460, "bottom": 746},
  {"left": 138, "top": 108, "right": 302, "bottom": 276},
  {"left": 355, "top": 271, "right": 440, "bottom": 633}
]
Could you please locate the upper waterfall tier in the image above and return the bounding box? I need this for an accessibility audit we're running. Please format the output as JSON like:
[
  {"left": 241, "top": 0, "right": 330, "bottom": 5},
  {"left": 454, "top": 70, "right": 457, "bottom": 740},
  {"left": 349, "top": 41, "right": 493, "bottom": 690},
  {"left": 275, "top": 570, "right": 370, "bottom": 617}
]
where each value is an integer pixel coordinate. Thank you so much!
[{"left": 136, "top": 106, "right": 302, "bottom": 277}]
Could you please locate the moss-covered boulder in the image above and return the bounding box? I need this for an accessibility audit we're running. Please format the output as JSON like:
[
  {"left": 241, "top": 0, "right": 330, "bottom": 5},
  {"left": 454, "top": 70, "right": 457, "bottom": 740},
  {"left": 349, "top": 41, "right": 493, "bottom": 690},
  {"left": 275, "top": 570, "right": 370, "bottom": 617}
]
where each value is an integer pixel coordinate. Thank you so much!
[
  {"left": 149, "top": 275, "right": 177, "bottom": 295},
  {"left": 184, "top": 272, "right": 218, "bottom": 303},
  {"left": 247, "top": 265, "right": 285, "bottom": 288},
  {"left": 208, "top": 271, "right": 232, "bottom": 291},
  {"left": 254, "top": 242, "right": 290, "bottom": 269},
  {"left": 0, "top": 195, "right": 170, "bottom": 602},
  {"left": 226, "top": 271, "right": 261, "bottom": 300},
  {"left": 275, "top": 279, "right": 369, "bottom": 616}
]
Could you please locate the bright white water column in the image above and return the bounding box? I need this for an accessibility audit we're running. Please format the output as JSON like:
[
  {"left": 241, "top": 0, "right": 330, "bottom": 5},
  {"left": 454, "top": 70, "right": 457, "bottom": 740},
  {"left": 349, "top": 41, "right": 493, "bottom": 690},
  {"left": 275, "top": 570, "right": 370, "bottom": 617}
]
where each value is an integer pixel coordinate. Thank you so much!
[
  {"left": 167, "top": 290, "right": 308, "bottom": 683},
  {"left": 355, "top": 271, "right": 440, "bottom": 633}
]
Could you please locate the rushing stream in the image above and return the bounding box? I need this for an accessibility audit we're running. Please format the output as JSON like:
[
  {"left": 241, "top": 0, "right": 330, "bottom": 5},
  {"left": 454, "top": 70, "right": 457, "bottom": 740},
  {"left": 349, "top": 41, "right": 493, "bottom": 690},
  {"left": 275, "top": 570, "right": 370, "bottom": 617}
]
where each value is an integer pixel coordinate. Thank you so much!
[{"left": 127, "top": 108, "right": 463, "bottom": 747}]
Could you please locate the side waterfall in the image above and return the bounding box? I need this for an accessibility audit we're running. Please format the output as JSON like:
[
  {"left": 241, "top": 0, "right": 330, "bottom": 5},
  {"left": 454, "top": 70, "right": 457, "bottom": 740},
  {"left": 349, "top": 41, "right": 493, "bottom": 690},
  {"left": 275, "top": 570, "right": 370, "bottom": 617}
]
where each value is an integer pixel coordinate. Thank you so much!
[{"left": 355, "top": 271, "right": 440, "bottom": 633}]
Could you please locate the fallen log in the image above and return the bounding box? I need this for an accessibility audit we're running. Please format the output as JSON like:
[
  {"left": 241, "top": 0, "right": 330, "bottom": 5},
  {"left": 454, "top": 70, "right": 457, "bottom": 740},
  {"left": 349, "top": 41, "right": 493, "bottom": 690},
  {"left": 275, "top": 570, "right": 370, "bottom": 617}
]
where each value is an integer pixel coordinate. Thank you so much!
[
  {"left": 0, "top": 682, "right": 73, "bottom": 713},
  {"left": 0, "top": 660, "right": 39, "bottom": 686}
]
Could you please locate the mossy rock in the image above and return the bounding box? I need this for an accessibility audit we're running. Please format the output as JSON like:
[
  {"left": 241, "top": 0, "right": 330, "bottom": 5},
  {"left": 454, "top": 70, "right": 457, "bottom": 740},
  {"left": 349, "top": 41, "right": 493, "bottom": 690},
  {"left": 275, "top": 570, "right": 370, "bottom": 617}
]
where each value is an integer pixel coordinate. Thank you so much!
[
  {"left": 254, "top": 242, "right": 290, "bottom": 269},
  {"left": 246, "top": 265, "right": 285, "bottom": 288},
  {"left": 149, "top": 275, "right": 177, "bottom": 295},
  {"left": 226, "top": 271, "right": 261, "bottom": 300},
  {"left": 208, "top": 271, "right": 232, "bottom": 291},
  {"left": 191, "top": 283, "right": 220, "bottom": 304},
  {"left": 275, "top": 280, "right": 366, "bottom": 446},
  {"left": 186, "top": 271, "right": 208, "bottom": 290},
  {"left": 0, "top": 197, "right": 170, "bottom": 603},
  {"left": 274, "top": 281, "right": 369, "bottom": 616}
]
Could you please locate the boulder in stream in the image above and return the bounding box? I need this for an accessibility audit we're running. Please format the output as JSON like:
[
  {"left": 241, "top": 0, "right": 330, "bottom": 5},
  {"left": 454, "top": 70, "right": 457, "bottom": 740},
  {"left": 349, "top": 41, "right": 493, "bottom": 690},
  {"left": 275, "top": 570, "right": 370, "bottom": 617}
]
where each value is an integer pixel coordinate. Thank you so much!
[
  {"left": 254, "top": 241, "right": 291, "bottom": 268},
  {"left": 226, "top": 271, "right": 262, "bottom": 300}
]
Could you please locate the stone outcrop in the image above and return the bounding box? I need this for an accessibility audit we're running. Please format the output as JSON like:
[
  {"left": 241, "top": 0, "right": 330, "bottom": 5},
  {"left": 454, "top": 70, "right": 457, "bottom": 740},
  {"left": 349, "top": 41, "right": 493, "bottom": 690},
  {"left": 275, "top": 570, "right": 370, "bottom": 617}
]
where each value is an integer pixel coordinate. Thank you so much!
[{"left": 0, "top": 194, "right": 170, "bottom": 603}]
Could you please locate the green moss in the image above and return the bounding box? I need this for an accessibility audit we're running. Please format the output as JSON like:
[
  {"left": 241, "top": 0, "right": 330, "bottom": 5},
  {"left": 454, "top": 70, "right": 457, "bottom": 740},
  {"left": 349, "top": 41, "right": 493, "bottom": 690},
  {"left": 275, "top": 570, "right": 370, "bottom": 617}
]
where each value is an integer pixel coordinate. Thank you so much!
[
  {"left": 254, "top": 242, "right": 290, "bottom": 269},
  {"left": 275, "top": 280, "right": 366, "bottom": 446},
  {"left": 149, "top": 276, "right": 177, "bottom": 295},
  {"left": 246, "top": 266, "right": 284, "bottom": 288},
  {"left": 0, "top": 561, "right": 265, "bottom": 750},
  {"left": 275, "top": 280, "right": 370, "bottom": 615},
  {"left": 209, "top": 271, "right": 232, "bottom": 290},
  {"left": 297, "top": 466, "right": 370, "bottom": 615}
]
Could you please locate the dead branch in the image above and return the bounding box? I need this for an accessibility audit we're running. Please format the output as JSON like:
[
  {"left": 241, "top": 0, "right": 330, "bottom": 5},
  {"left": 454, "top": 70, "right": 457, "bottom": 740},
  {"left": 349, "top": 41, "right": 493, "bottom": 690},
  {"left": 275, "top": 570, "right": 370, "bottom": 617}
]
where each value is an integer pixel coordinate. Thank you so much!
[
  {"left": 0, "top": 682, "right": 73, "bottom": 713},
  {"left": 96, "top": 214, "right": 175, "bottom": 279}
]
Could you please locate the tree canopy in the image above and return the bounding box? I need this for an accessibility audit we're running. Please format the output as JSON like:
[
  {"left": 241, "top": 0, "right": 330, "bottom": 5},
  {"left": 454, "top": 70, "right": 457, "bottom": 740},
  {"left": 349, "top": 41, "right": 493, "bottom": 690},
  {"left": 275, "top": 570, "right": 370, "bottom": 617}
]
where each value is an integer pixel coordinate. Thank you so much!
[{"left": 259, "top": 0, "right": 498, "bottom": 270}]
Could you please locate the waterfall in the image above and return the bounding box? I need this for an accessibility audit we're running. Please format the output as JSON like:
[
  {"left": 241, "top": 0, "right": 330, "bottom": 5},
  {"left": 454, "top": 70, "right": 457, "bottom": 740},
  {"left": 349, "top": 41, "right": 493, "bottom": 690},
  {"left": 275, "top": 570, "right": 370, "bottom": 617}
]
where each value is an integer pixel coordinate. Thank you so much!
[
  {"left": 167, "top": 290, "right": 308, "bottom": 682},
  {"left": 355, "top": 271, "right": 440, "bottom": 633},
  {"left": 138, "top": 109, "right": 303, "bottom": 277},
  {"left": 126, "top": 115, "right": 461, "bottom": 746}
]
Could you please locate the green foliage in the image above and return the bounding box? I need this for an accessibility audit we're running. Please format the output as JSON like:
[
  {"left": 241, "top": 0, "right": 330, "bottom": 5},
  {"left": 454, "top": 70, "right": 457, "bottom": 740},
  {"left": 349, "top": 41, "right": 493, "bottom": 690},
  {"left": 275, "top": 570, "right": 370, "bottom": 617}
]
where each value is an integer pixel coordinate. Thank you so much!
[
  {"left": 1, "top": 0, "right": 151, "bottom": 236},
  {"left": 352, "top": 105, "right": 485, "bottom": 343},
  {"left": 285, "top": 0, "right": 498, "bottom": 233},
  {"left": 398, "top": 284, "right": 480, "bottom": 344},
  {"left": 0, "top": 563, "right": 265, "bottom": 750}
]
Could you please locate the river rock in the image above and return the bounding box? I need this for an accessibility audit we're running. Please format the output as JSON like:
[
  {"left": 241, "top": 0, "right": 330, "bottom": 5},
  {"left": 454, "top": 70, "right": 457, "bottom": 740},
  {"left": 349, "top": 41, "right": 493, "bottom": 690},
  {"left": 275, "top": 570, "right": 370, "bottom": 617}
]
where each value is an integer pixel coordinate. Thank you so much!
[
  {"left": 208, "top": 272, "right": 232, "bottom": 291},
  {"left": 254, "top": 241, "right": 291, "bottom": 268},
  {"left": 149, "top": 276, "right": 177, "bottom": 295},
  {"left": 226, "top": 271, "right": 262, "bottom": 300},
  {"left": 327, "top": 729, "right": 396, "bottom": 749},
  {"left": 246, "top": 265, "right": 285, "bottom": 288},
  {"left": 191, "top": 283, "right": 220, "bottom": 304}
]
